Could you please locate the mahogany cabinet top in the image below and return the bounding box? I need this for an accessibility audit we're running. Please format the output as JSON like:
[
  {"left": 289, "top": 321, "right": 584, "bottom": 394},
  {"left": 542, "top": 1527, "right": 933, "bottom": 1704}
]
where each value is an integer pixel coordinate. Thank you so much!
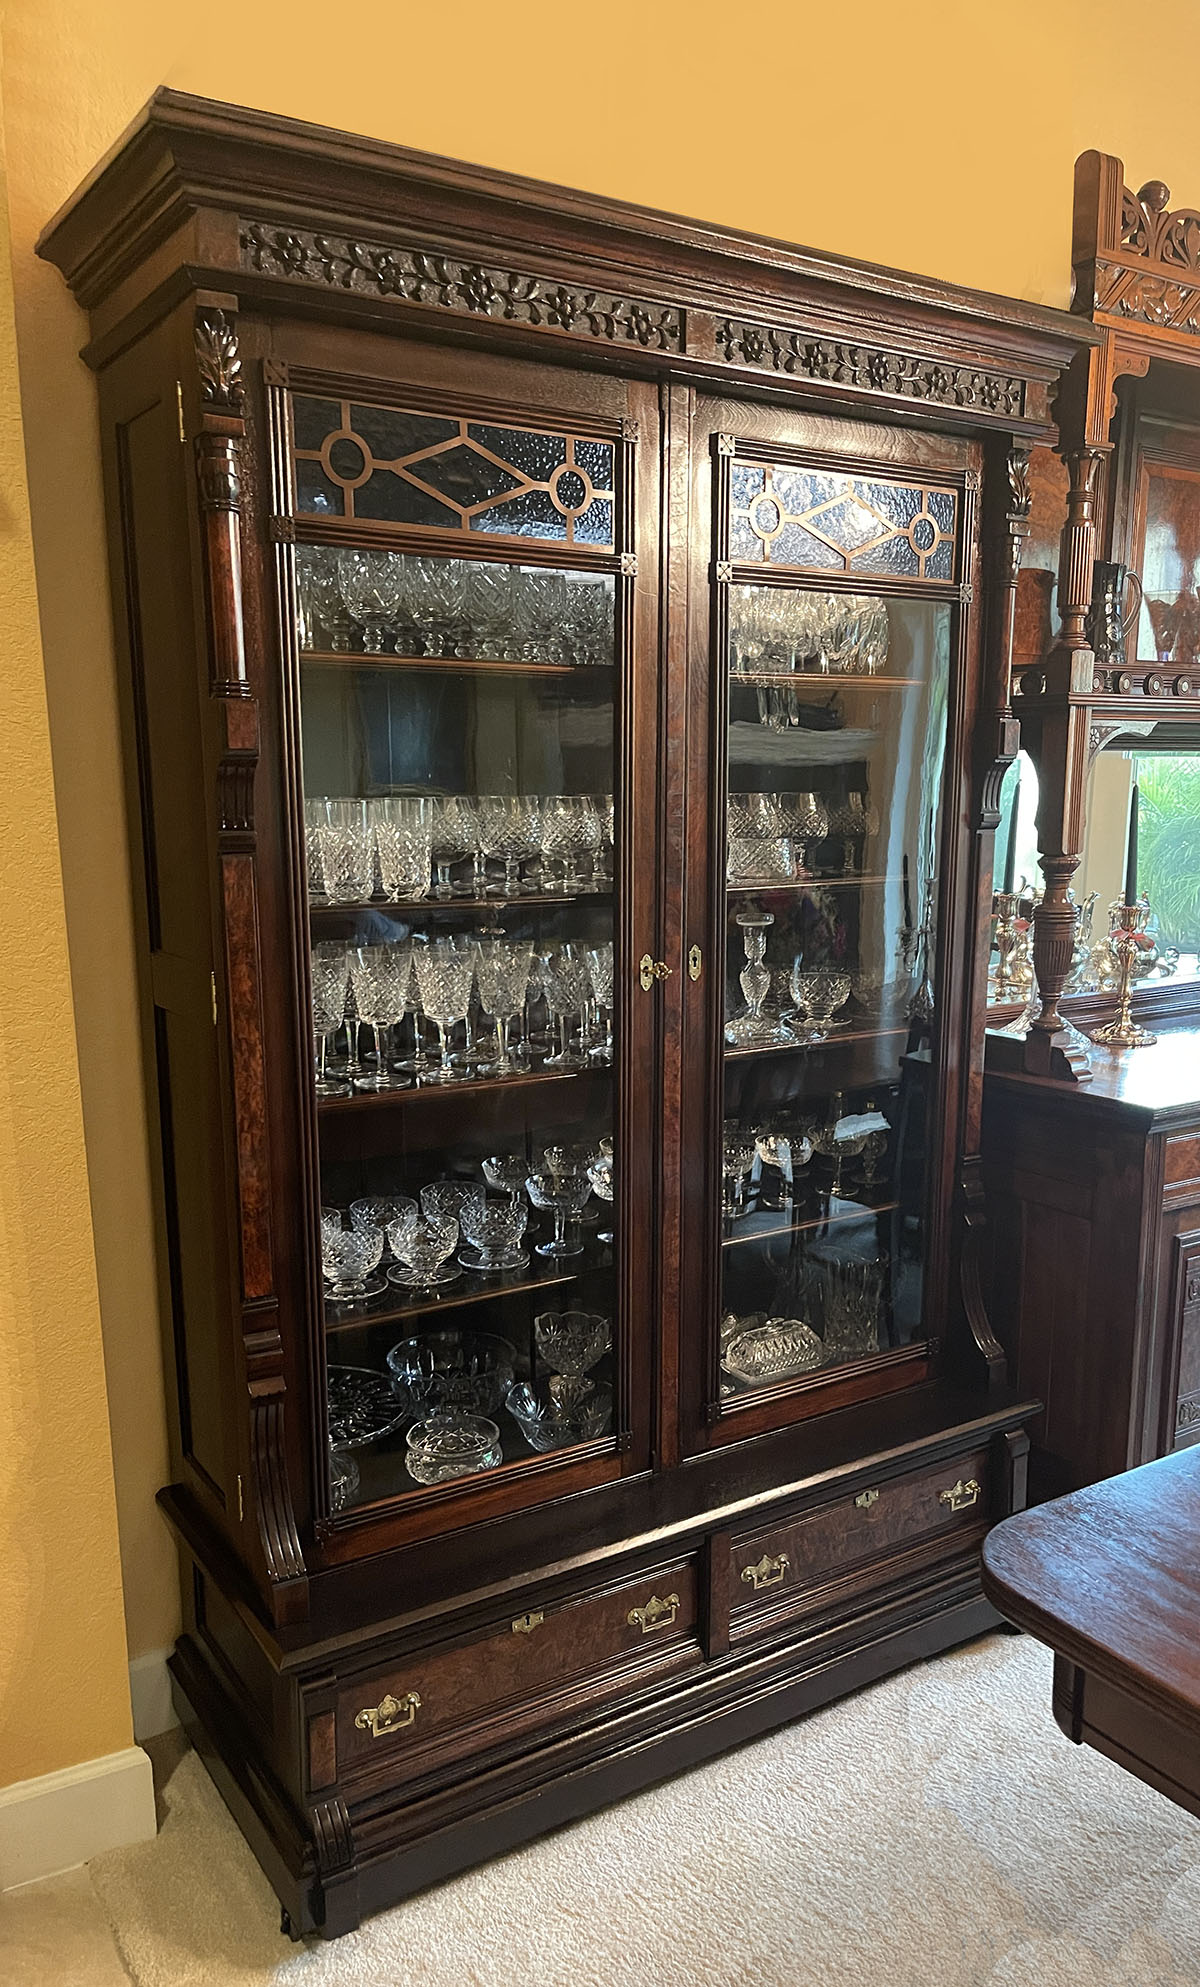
[
  {"left": 983, "top": 1446, "right": 1200, "bottom": 1724},
  {"left": 37, "top": 89, "right": 1095, "bottom": 440}
]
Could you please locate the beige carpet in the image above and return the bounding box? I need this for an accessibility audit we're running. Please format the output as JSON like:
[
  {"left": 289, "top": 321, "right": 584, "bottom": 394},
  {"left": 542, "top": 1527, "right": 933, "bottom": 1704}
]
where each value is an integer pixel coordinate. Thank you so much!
[{"left": 70, "top": 1634, "right": 1200, "bottom": 1984}]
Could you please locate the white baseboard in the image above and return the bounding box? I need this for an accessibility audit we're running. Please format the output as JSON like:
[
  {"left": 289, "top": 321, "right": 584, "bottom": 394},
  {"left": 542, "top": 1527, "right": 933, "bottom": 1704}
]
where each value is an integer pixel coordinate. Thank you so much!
[
  {"left": 128, "top": 1646, "right": 179, "bottom": 1743},
  {"left": 0, "top": 1747, "right": 156, "bottom": 1888}
]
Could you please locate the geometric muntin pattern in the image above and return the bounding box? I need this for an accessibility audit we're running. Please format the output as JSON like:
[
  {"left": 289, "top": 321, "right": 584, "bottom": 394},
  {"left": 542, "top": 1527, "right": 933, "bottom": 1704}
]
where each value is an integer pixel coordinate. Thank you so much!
[
  {"left": 729, "top": 460, "right": 958, "bottom": 583},
  {"left": 290, "top": 393, "right": 616, "bottom": 550}
]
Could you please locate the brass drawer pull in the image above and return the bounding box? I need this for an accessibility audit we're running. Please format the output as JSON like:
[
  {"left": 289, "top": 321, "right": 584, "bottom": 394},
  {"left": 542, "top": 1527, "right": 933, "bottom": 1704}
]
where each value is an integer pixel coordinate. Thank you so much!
[
  {"left": 627, "top": 1592, "right": 680, "bottom": 1634},
  {"left": 354, "top": 1690, "right": 421, "bottom": 1739},
  {"left": 741, "top": 1552, "right": 790, "bottom": 1592},
  {"left": 855, "top": 1488, "right": 880, "bottom": 1510},
  {"left": 939, "top": 1477, "right": 981, "bottom": 1513},
  {"left": 511, "top": 1610, "right": 544, "bottom": 1635}
]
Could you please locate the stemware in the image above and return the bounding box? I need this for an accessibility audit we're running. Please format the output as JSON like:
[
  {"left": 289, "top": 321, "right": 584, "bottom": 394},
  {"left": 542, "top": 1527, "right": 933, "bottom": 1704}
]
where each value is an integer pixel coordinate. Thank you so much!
[
  {"left": 300, "top": 549, "right": 353, "bottom": 652},
  {"left": 467, "top": 561, "right": 514, "bottom": 658},
  {"left": 721, "top": 1128, "right": 756, "bottom": 1221},
  {"left": 372, "top": 795, "right": 433, "bottom": 901},
  {"left": 421, "top": 1180, "right": 485, "bottom": 1231},
  {"left": 412, "top": 935, "right": 476, "bottom": 1082},
  {"left": 337, "top": 548, "right": 405, "bottom": 652},
  {"left": 540, "top": 796, "right": 590, "bottom": 892},
  {"left": 348, "top": 944, "right": 412, "bottom": 1091},
  {"left": 458, "top": 1193, "right": 529, "bottom": 1272},
  {"left": 405, "top": 1412, "right": 504, "bottom": 1485},
  {"left": 790, "top": 965, "right": 853, "bottom": 1044},
  {"left": 328, "top": 1445, "right": 360, "bottom": 1513},
  {"left": 429, "top": 796, "right": 475, "bottom": 899},
  {"left": 303, "top": 797, "right": 329, "bottom": 901},
  {"left": 725, "top": 910, "right": 797, "bottom": 1048},
  {"left": 534, "top": 1309, "right": 611, "bottom": 1375},
  {"left": 525, "top": 1170, "right": 591, "bottom": 1258},
  {"left": 475, "top": 935, "right": 534, "bottom": 1075},
  {"left": 585, "top": 1149, "right": 614, "bottom": 1244},
  {"left": 349, "top": 1195, "right": 416, "bottom": 1266},
  {"left": 321, "top": 1221, "right": 387, "bottom": 1305},
  {"left": 386, "top": 1209, "right": 460, "bottom": 1289},
  {"left": 482, "top": 1152, "right": 531, "bottom": 1201},
  {"left": 584, "top": 942, "right": 615, "bottom": 1063},
  {"left": 310, "top": 943, "right": 352, "bottom": 1097},
  {"left": 542, "top": 943, "right": 591, "bottom": 1067}
]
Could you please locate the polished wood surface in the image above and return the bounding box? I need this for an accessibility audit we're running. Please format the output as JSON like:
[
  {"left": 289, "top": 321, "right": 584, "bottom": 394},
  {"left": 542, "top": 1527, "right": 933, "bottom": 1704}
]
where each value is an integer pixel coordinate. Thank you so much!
[
  {"left": 37, "top": 89, "right": 1091, "bottom": 1938},
  {"left": 982, "top": 1448, "right": 1200, "bottom": 1819}
]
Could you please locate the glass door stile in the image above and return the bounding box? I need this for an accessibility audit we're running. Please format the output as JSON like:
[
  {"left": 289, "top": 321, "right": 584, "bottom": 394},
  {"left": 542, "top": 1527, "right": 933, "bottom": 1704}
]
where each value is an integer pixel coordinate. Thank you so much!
[
  {"left": 714, "top": 449, "right": 960, "bottom": 1415},
  {"left": 288, "top": 456, "right": 627, "bottom": 1514}
]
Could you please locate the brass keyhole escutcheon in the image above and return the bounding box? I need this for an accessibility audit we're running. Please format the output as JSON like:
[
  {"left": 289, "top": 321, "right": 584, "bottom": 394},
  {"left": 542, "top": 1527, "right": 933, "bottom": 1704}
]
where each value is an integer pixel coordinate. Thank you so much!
[{"left": 688, "top": 944, "right": 702, "bottom": 981}]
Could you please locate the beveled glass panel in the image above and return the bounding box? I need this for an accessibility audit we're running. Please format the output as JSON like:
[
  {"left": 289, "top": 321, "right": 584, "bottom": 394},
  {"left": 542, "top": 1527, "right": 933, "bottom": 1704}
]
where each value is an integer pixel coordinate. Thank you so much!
[
  {"left": 293, "top": 540, "right": 621, "bottom": 1512},
  {"left": 726, "top": 457, "right": 959, "bottom": 583},
  {"left": 290, "top": 391, "right": 616, "bottom": 549},
  {"left": 719, "top": 582, "right": 951, "bottom": 1405}
]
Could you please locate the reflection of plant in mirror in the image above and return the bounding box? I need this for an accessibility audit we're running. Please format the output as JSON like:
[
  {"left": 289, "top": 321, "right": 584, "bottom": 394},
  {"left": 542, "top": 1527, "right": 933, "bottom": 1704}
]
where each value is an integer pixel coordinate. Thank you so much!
[{"left": 1134, "top": 755, "right": 1200, "bottom": 952}]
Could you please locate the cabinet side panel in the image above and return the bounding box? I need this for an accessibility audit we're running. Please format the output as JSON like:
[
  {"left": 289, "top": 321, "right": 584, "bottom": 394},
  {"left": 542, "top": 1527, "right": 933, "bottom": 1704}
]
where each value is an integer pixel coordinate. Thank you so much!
[{"left": 112, "top": 391, "right": 233, "bottom": 1509}]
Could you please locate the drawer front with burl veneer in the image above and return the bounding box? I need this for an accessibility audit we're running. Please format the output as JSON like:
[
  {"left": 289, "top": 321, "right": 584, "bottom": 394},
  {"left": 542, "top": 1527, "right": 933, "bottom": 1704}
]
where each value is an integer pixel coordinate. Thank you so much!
[
  {"left": 729, "top": 1448, "right": 992, "bottom": 1642},
  {"left": 324, "top": 1556, "right": 701, "bottom": 1792}
]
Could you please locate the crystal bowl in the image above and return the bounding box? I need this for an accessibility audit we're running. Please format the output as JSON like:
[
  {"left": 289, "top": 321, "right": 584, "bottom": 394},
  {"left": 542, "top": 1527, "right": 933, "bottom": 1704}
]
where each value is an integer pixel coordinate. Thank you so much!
[
  {"left": 387, "top": 1330, "right": 517, "bottom": 1415},
  {"left": 404, "top": 1412, "right": 503, "bottom": 1485},
  {"left": 506, "top": 1376, "right": 613, "bottom": 1452}
]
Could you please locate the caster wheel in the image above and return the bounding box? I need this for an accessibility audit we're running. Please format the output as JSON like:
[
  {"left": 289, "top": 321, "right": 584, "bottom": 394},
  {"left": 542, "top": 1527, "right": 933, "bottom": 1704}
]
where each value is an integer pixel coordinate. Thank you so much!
[{"left": 280, "top": 1906, "right": 301, "bottom": 1942}]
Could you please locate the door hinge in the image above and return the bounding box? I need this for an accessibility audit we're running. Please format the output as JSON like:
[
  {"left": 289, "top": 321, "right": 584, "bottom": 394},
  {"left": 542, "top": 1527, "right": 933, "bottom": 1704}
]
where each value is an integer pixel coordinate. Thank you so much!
[
  {"left": 236, "top": 1473, "right": 244, "bottom": 1522},
  {"left": 211, "top": 971, "right": 218, "bottom": 1025},
  {"left": 176, "top": 380, "right": 187, "bottom": 444}
]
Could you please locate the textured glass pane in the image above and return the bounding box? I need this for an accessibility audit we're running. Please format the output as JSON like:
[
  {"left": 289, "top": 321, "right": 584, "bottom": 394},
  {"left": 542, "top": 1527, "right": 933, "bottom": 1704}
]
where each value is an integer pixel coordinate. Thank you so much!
[
  {"left": 467, "top": 424, "right": 567, "bottom": 482},
  {"left": 926, "top": 539, "right": 954, "bottom": 582},
  {"left": 293, "top": 394, "right": 343, "bottom": 451},
  {"left": 731, "top": 463, "right": 766, "bottom": 508},
  {"left": 470, "top": 488, "right": 568, "bottom": 540},
  {"left": 719, "top": 586, "right": 952, "bottom": 1405},
  {"left": 350, "top": 405, "right": 457, "bottom": 459},
  {"left": 415, "top": 445, "right": 524, "bottom": 508},
  {"left": 858, "top": 480, "right": 923, "bottom": 529},
  {"left": 328, "top": 435, "right": 369, "bottom": 482},
  {"left": 573, "top": 439, "right": 615, "bottom": 490},
  {"left": 296, "top": 460, "right": 345, "bottom": 516},
  {"left": 770, "top": 468, "right": 843, "bottom": 515},
  {"left": 572, "top": 497, "right": 615, "bottom": 546},
  {"left": 771, "top": 522, "right": 843, "bottom": 570},
  {"left": 928, "top": 490, "right": 957, "bottom": 534},
  {"left": 730, "top": 515, "right": 765, "bottom": 562},
  {"left": 854, "top": 534, "right": 921, "bottom": 577},
  {"left": 354, "top": 474, "right": 461, "bottom": 528},
  {"left": 813, "top": 495, "right": 889, "bottom": 554}
]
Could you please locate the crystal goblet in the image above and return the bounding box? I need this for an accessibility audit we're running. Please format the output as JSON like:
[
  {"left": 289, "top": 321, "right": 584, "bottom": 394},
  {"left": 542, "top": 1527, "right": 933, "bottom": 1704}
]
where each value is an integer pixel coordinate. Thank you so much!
[
  {"left": 525, "top": 1170, "right": 590, "bottom": 1258},
  {"left": 310, "top": 943, "right": 351, "bottom": 1097},
  {"left": 458, "top": 1194, "right": 528, "bottom": 1272},
  {"left": 412, "top": 935, "right": 475, "bottom": 1083},
  {"left": 385, "top": 1210, "right": 460, "bottom": 1289},
  {"left": 321, "top": 1221, "right": 386, "bottom": 1305},
  {"left": 790, "top": 965, "right": 852, "bottom": 1043}
]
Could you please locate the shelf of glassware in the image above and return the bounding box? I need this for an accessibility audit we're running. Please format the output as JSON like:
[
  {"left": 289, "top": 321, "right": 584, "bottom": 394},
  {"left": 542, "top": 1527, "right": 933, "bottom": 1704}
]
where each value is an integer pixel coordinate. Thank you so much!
[
  {"left": 301, "top": 650, "right": 613, "bottom": 678},
  {"left": 722, "top": 1190, "right": 899, "bottom": 1249},
  {"left": 317, "top": 1063, "right": 611, "bottom": 1115}
]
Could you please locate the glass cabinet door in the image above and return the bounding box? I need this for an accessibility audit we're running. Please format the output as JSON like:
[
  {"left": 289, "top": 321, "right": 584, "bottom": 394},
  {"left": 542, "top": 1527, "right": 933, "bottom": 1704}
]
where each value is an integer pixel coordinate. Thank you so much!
[
  {"left": 704, "top": 440, "right": 970, "bottom": 1424},
  {"left": 277, "top": 383, "right": 642, "bottom": 1517}
]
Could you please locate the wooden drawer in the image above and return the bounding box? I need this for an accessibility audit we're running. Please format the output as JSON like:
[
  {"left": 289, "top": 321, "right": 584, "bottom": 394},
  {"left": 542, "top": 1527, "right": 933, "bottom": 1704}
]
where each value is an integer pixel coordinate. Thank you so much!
[
  {"left": 330, "top": 1556, "right": 701, "bottom": 1788},
  {"left": 729, "top": 1447, "right": 991, "bottom": 1642}
]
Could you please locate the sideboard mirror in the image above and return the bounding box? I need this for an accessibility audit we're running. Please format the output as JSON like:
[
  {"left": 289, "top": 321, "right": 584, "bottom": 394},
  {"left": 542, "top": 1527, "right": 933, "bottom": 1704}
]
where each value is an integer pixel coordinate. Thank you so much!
[{"left": 1076, "top": 723, "right": 1200, "bottom": 995}]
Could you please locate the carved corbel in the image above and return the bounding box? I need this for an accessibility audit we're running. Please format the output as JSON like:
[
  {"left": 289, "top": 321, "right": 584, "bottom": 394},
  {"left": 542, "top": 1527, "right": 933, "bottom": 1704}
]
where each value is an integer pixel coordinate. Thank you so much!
[{"left": 194, "top": 305, "right": 307, "bottom": 1622}]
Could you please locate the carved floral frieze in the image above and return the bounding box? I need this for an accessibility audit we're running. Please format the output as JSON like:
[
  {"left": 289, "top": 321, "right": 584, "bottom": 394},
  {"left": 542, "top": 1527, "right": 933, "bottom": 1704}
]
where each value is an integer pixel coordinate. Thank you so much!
[{"left": 714, "top": 318, "right": 1027, "bottom": 415}]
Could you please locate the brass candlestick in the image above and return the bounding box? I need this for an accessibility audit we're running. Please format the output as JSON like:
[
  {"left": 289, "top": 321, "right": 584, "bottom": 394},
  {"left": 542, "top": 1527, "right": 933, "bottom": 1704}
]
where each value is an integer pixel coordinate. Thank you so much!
[{"left": 1090, "top": 901, "right": 1157, "bottom": 1049}]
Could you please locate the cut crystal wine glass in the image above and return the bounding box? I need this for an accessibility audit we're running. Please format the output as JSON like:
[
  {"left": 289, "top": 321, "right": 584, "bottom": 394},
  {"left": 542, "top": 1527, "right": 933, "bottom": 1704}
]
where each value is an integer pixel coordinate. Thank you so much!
[
  {"left": 348, "top": 944, "right": 412, "bottom": 1091},
  {"left": 466, "top": 561, "right": 513, "bottom": 659},
  {"left": 310, "top": 944, "right": 352, "bottom": 1096},
  {"left": 585, "top": 942, "right": 615, "bottom": 1063},
  {"left": 337, "top": 548, "right": 405, "bottom": 653},
  {"left": 412, "top": 935, "right": 476, "bottom": 1083},
  {"left": 372, "top": 795, "right": 432, "bottom": 901},
  {"left": 474, "top": 935, "right": 533, "bottom": 1075},
  {"left": 429, "top": 796, "right": 475, "bottom": 899},
  {"left": 585, "top": 1149, "right": 614, "bottom": 1243},
  {"left": 542, "top": 943, "right": 591, "bottom": 1067}
]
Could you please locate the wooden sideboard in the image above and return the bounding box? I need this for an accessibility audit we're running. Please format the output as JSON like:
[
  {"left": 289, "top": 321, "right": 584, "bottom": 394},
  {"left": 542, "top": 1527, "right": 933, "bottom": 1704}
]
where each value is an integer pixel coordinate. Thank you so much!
[{"left": 983, "top": 1027, "right": 1200, "bottom": 1500}]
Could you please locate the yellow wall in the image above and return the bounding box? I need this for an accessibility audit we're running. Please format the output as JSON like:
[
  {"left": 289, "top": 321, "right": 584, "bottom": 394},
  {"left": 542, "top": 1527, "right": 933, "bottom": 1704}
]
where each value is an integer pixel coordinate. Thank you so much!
[
  {"left": 0, "top": 95, "right": 132, "bottom": 1785},
  {"left": 6, "top": 0, "right": 1200, "bottom": 1698}
]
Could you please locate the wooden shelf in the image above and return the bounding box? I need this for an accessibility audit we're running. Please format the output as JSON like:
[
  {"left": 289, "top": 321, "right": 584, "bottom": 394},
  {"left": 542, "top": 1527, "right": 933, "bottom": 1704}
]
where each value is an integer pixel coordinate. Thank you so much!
[
  {"left": 310, "top": 886, "right": 611, "bottom": 927},
  {"left": 731, "top": 672, "right": 924, "bottom": 690},
  {"left": 726, "top": 873, "right": 896, "bottom": 896},
  {"left": 725, "top": 1023, "right": 908, "bottom": 1061},
  {"left": 323, "top": 1250, "right": 592, "bottom": 1334},
  {"left": 723, "top": 1193, "right": 899, "bottom": 1249},
  {"left": 318, "top": 1062, "right": 609, "bottom": 1116},
  {"left": 302, "top": 649, "right": 611, "bottom": 678}
]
